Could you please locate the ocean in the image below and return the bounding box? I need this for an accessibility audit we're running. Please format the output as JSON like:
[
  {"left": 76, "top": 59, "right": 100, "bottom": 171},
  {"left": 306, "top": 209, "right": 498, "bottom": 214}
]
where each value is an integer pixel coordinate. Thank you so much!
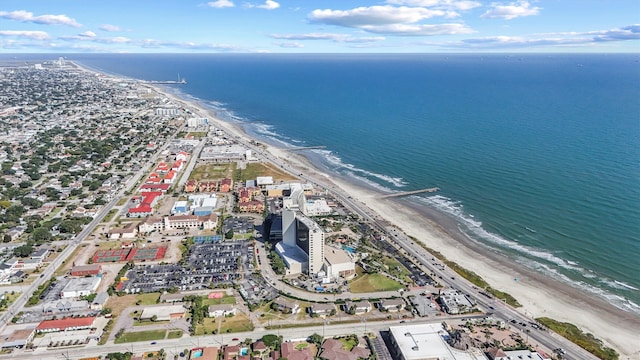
[{"left": 9, "top": 53, "right": 640, "bottom": 315}]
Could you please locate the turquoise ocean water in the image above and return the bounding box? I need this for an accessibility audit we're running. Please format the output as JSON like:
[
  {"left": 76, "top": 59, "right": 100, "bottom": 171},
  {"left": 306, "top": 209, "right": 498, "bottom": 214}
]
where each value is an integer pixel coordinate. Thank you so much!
[{"left": 9, "top": 53, "right": 639, "bottom": 315}]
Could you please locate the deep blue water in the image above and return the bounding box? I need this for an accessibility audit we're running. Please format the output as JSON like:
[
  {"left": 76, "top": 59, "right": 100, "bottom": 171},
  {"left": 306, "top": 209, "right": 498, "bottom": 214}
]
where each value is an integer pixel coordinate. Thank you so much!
[{"left": 7, "top": 53, "right": 639, "bottom": 314}]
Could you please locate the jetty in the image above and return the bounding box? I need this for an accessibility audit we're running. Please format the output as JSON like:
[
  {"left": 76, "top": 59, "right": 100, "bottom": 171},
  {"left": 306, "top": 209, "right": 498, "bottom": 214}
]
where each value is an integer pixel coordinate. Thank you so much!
[
  {"left": 380, "top": 187, "right": 440, "bottom": 199},
  {"left": 285, "top": 146, "right": 326, "bottom": 151}
]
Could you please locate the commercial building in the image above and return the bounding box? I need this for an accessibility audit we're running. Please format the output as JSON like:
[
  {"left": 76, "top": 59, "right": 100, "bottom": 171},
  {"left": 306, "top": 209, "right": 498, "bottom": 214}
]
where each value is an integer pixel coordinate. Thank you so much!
[
  {"left": 70, "top": 264, "right": 102, "bottom": 277},
  {"left": 140, "top": 305, "right": 186, "bottom": 321},
  {"left": 60, "top": 277, "right": 101, "bottom": 298},
  {"left": 388, "top": 323, "right": 487, "bottom": 360},
  {"left": 0, "top": 327, "right": 35, "bottom": 349},
  {"left": 323, "top": 246, "right": 355, "bottom": 279},
  {"left": 36, "top": 317, "right": 96, "bottom": 333}
]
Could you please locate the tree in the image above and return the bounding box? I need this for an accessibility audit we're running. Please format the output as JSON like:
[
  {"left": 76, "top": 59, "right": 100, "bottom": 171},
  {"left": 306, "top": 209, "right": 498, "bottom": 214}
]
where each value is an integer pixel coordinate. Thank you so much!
[
  {"left": 31, "top": 227, "right": 52, "bottom": 244},
  {"left": 225, "top": 229, "right": 234, "bottom": 239},
  {"left": 308, "top": 333, "right": 323, "bottom": 345},
  {"left": 13, "top": 244, "right": 34, "bottom": 258},
  {"left": 262, "top": 334, "right": 281, "bottom": 348}
]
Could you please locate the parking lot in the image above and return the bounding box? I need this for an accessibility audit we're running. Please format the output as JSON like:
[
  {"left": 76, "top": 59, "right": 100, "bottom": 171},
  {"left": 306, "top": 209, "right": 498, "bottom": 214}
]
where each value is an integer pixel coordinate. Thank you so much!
[{"left": 120, "top": 240, "right": 251, "bottom": 293}]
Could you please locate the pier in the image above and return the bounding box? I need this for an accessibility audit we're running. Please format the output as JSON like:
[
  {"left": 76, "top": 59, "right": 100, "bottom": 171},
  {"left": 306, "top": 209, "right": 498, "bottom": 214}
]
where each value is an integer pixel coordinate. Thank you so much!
[
  {"left": 285, "top": 146, "right": 327, "bottom": 151},
  {"left": 380, "top": 187, "right": 440, "bottom": 199}
]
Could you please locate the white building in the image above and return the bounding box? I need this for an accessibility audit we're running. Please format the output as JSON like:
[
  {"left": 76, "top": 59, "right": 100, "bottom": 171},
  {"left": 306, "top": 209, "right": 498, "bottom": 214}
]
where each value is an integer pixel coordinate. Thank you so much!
[
  {"left": 207, "top": 304, "right": 237, "bottom": 318},
  {"left": 281, "top": 210, "right": 324, "bottom": 275},
  {"left": 323, "top": 246, "right": 355, "bottom": 279},
  {"left": 60, "top": 277, "right": 101, "bottom": 298},
  {"left": 389, "top": 323, "right": 487, "bottom": 360}
]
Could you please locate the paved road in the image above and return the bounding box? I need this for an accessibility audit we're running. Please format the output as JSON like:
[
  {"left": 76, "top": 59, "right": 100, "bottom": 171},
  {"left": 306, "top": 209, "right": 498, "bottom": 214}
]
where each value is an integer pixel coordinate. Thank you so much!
[{"left": 0, "top": 129, "right": 182, "bottom": 335}]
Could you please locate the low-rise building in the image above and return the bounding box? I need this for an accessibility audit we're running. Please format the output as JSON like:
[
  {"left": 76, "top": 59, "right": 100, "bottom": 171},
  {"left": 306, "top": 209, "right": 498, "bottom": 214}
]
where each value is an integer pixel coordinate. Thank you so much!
[
  {"left": 60, "top": 277, "right": 101, "bottom": 298},
  {"left": 309, "top": 303, "right": 335, "bottom": 317},
  {"left": 272, "top": 298, "right": 300, "bottom": 314},
  {"left": 323, "top": 246, "right": 355, "bottom": 279},
  {"left": 344, "top": 300, "right": 372, "bottom": 314},
  {"left": 0, "top": 327, "right": 36, "bottom": 349},
  {"left": 140, "top": 305, "right": 186, "bottom": 321},
  {"left": 378, "top": 298, "right": 405, "bottom": 312},
  {"left": 70, "top": 264, "right": 102, "bottom": 277},
  {"left": 36, "top": 317, "right": 96, "bottom": 333},
  {"left": 208, "top": 304, "right": 236, "bottom": 318},
  {"left": 90, "top": 292, "right": 109, "bottom": 311}
]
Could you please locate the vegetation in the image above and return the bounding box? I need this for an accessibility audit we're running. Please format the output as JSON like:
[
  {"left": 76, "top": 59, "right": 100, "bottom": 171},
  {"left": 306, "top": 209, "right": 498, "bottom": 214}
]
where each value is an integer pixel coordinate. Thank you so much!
[
  {"left": 114, "top": 329, "right": 166, "bottom": 344},
  {"left": 268, "top": 250, "right": 286, "bottom": 275},
  {"left": 408, "top": 235, "right": 521, "bottom": 307},
  {"left": 536, "top": 317, "right": 618, "bottom": 360},
  {"left": 349, "top": 273, "right": 404, "bottom": 293}
]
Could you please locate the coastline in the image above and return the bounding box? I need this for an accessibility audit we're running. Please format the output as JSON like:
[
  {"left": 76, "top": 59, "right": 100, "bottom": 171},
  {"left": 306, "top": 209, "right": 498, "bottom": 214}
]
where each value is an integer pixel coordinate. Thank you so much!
[
  {"left": 73, "top": 61, "right": 639, "bottom": 357},
  {"left": 197, "top": 104, "right": 640, "bottom": 357}
]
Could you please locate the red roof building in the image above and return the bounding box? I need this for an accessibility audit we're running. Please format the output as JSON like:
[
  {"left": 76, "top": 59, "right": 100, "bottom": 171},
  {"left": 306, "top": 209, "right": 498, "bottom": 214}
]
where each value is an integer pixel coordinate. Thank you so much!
[
  {"left": 128, "top": 191, "right": 162, "bottom": 218},
  {"left": 70, "top": 264, "right": 102, "bottom": 277},
  {"left": 140, "top": 183, "right": 171, "bottom": 192},
  {"left": 36, "top": 317, "right": 96, "bottom": 333}
]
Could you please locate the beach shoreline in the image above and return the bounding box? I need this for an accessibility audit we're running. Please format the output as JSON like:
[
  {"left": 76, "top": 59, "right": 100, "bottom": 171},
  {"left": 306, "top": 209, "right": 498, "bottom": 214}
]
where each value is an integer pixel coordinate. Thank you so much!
[
  {"left": 76, "top": 60, "right": 639, "bottom": 357},
  {"left": 194, "top": 103, "right": 640, "bottom": 357}
]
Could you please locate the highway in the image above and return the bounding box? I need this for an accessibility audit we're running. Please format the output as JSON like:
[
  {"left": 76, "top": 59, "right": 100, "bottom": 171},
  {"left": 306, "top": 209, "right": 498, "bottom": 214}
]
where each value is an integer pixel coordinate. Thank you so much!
[
  {"left": 231, "top": 140, "right": 598, "bottom": 359},
  {"left": 0, "top": 119, "right": 599, "bottom": 359}
]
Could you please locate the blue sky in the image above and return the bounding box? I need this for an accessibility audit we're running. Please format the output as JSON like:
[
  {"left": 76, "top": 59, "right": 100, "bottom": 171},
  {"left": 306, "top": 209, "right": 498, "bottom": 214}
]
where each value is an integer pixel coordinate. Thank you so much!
[{"left": 1, "top": 0, "right": 638, "bottom": 53}]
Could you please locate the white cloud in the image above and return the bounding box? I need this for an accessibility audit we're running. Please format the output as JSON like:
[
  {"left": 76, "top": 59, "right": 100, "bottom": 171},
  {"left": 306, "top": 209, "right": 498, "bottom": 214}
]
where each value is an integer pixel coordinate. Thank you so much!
[
  {"left": 481, "top": 1, "right": 540, "bottom": 20},
  {"left": 0, "top": 30, "right": 50, "bottom": 40},
  {"left": 258, "top": 0, "right": 280, "bottom": 10},
  {"left": 95, "top": 36, "right": 132, "bottom": 44},
  {"left": 208, "top": 0, "right": 235, "bottom": 8},
  {"left": 275, "top": 42, "right": 304, "bottom": 48},
  {"left": 0, "top": 10, "right": 81, "bottom": 27},
  {"left": 100, "top": 24, "right": 122, "bottom": 32},
  {"left": 270, "top": 32, "right": 386, "bottom": 43},
  {"left": 386, "top": 0, "right": 481, "bottom": 10},
  {"left": 443, "top": 25, "right": 640, "bottom": 49},
  {"left": 79, "top": 31, "right": 96, "bottom": 38},
  {"left": 245, "top": 0, "right": 280, "bottom": 10},
  {"left": 308, "top": 6, "right": 473, "bottom": 36},
  {"left": 363, "top": 23, "right": 473, "bottom": 36}
]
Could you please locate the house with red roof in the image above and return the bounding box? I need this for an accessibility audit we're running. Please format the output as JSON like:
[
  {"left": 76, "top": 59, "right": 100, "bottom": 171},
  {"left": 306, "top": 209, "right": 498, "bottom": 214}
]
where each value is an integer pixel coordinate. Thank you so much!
[
  {"left": 281, "top": 342, "right": 314, "bottom": 360},
  {"left": 164, "top": 170, "right": 177, "bottom": 184},
  {"left": 184, "top": 180, "right": 198, "bottom": 193},
  {"left": 176, "top": 151, "right": 189, "bottom": 162},
  {"left": 172, "top": 159, "right": 184, "bottom": 171},
  {"left": 155, "top": 162, "right": 171, "bottom": 173},
  {"left": 220, "top": 178, "right": 233, "bottom": 192},
  {"left": 36, "top": 317, "right": 96, "bottom": 333},
  {"left": 128, "top": 192, "right": 162, "bottom": 218}
]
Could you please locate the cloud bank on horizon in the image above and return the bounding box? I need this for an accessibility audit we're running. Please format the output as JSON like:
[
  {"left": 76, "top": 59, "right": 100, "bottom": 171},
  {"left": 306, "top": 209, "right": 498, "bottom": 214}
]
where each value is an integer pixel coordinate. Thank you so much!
[{"left": 0, "top": 0, "right": 638, "bottom": 53}]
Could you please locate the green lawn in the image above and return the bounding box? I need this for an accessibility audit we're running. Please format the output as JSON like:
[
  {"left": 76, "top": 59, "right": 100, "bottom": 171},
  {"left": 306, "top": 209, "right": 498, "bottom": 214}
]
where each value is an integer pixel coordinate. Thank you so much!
[
  {"left": 136, "top": 292, "right": 161, "bottom": 305},
  {"left": 349, "top": 273, "right": 404, "bottom": 293},
  {"left": 220, "top": 313, "right": 254, "bottom": 333},
  {"left": 167, "top": 330, "right": 183, "bottom": 339},
  {"left": 115, "top": 329, "right": 166, "bottom": 344},
  {"left": 189, "top": 163, "right": 233, "bottom": 181},
  {"left": 194, "top": 318, "right": 218, "bottom": 336},
  {"left": 203, "top": 295, "right": 236, "bottom": 306}
]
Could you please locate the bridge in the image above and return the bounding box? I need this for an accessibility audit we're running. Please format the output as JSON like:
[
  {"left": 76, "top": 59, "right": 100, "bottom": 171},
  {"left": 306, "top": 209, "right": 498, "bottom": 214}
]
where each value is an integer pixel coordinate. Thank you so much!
[{"left": 380, "top": 187, "right": 440, "bottom": 199}]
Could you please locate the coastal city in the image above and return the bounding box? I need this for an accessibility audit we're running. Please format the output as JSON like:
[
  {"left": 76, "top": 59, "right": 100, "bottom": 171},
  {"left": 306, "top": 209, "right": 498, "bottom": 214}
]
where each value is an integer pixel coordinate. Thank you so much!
[{"left": 0, "top": 59, "right": 620, "bottom": 360}]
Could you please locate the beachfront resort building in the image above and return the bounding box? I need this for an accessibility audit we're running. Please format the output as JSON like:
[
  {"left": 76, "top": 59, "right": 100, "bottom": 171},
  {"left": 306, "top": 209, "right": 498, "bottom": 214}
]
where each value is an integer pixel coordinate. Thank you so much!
[{"left": 276, "top": 184, "right": 325, "bottom": 276}]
